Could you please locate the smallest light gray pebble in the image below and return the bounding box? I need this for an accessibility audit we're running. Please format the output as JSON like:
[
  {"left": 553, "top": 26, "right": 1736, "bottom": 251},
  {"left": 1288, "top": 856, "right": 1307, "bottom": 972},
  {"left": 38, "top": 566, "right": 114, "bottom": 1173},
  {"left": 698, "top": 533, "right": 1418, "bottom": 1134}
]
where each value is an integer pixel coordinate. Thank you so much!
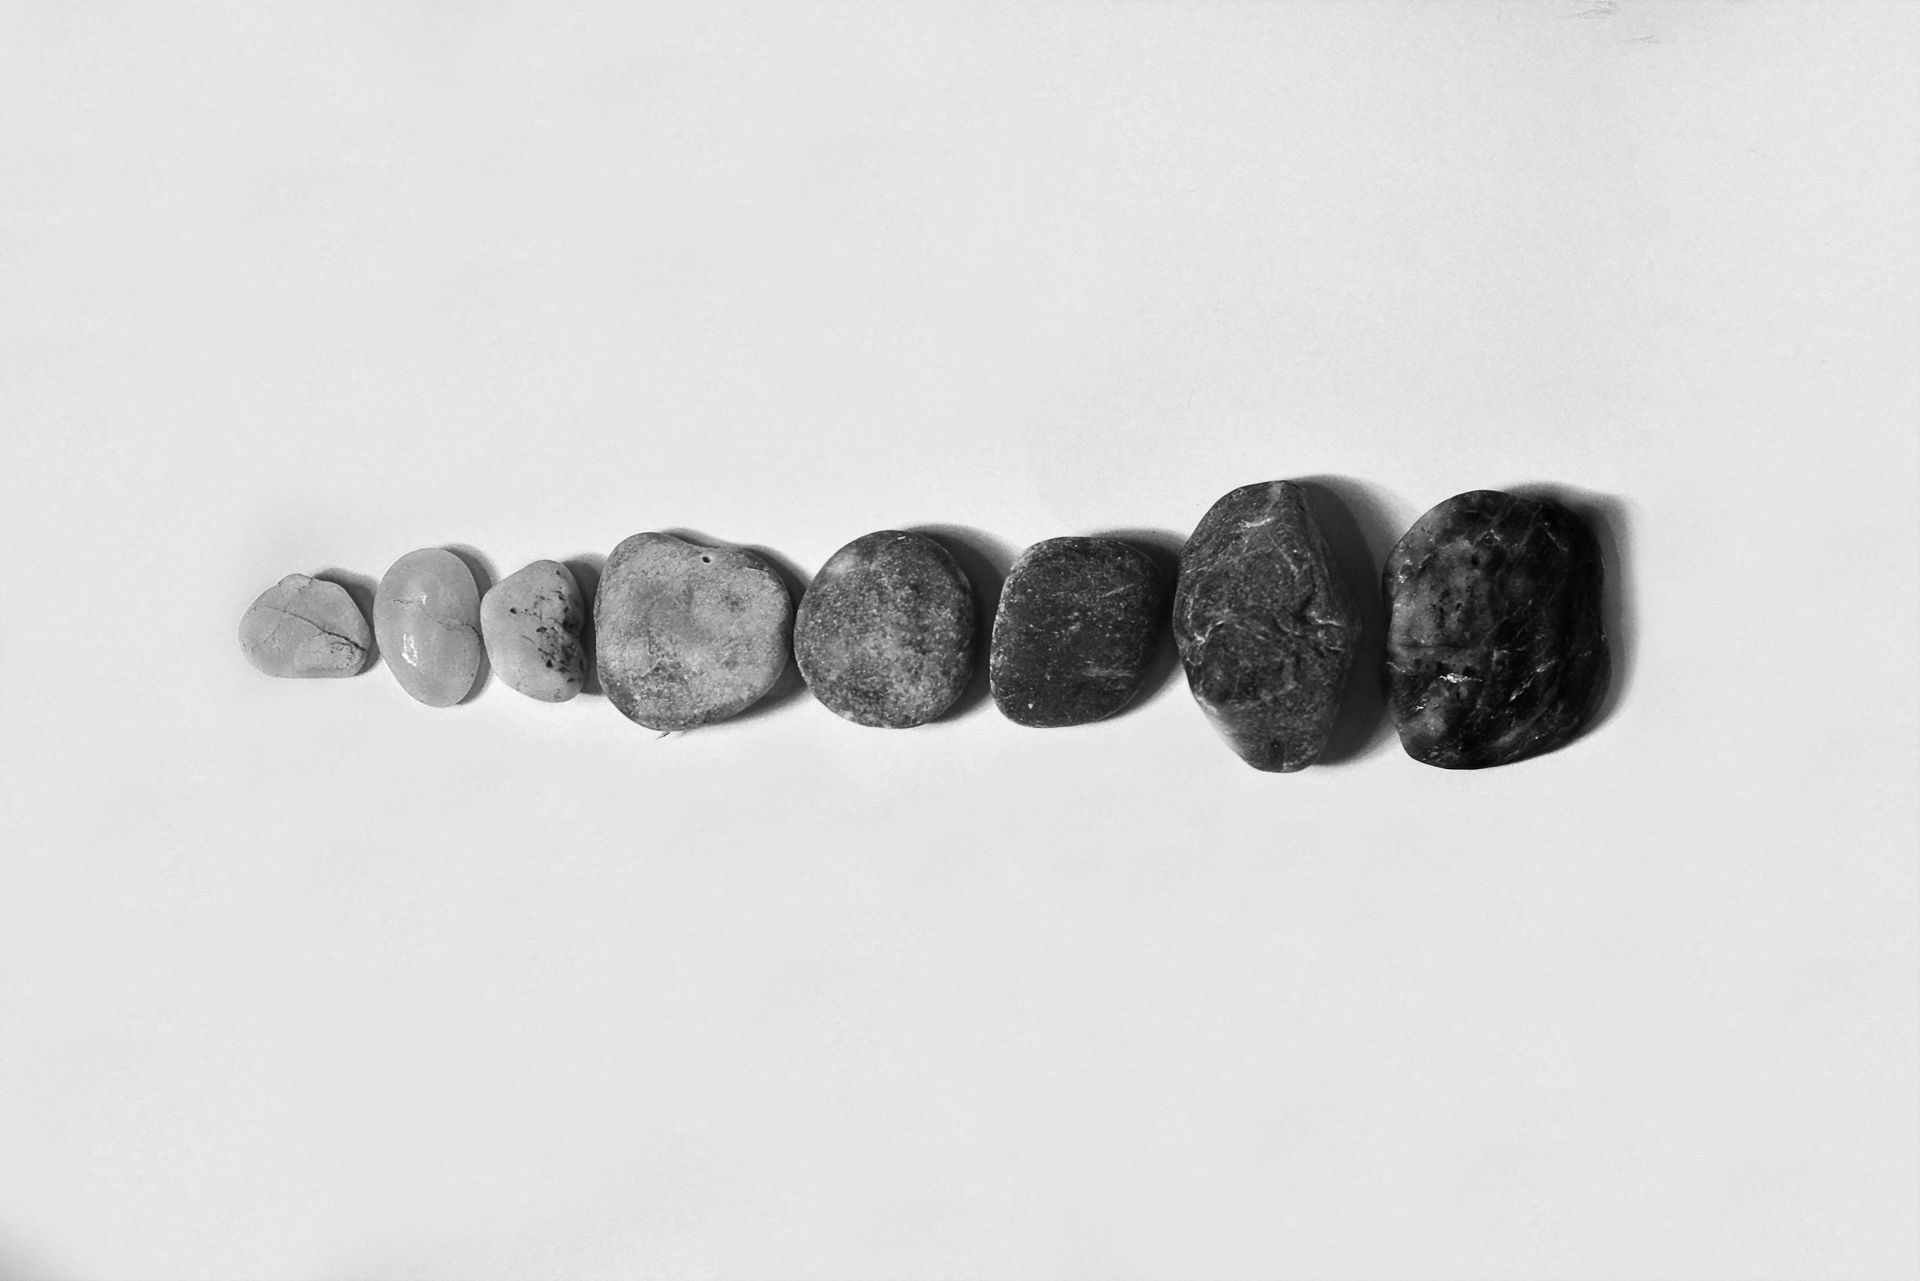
[
  {"left": 239, "top": 574, "right": 373, "bottom": 678},
  {"left": 480, "top": 560, "right": 587, "bottom": 703}
]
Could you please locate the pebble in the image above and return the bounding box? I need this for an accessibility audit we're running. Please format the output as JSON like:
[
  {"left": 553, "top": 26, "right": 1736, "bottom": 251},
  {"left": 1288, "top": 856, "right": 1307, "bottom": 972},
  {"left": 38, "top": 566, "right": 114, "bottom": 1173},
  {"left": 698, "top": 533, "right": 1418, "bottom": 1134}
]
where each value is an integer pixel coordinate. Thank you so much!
[
  {"left": 595, "top": 533, "right": 792, "bottom": 730},
  {"left": 1384, "top": 489, "right": 1610, "bottom": 768},
  {"left": 238, "top": 574, "right": 373, "bottom": 678},
  {"left": 480, "top": 560, "right": 586, "bottom": 703},
  {"left": 1172, "top": 481, "right": 1361, "bottom": 771},
  {"left": 373, "top": 548, "right": 484, "bottom": 707},
  {"left": 794, "top": 530, "right": 976, "bottom": 728},
  {"left": 989, "top": 537, "right": 1167, "bottom": 727}
]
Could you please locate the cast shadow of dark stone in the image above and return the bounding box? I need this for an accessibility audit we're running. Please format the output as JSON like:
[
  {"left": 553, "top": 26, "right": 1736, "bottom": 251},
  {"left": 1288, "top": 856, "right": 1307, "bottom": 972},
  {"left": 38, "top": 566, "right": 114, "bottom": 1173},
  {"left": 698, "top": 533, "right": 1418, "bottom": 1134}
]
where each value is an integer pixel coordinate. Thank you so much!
[
  {"left": 1089, "top": 527, "right": 1186, "bottom": 719},
  {"left": 661, "top": 528, "right": 814, "bottom": 727},
  {"left": 445, "top": 545, "right": 495, "bottom": 705},
  {"left": 562, "top": 552, "right": 604, "bottom": 696},
  {"left": 908, "top": 524, "right": 1015, "bottom": 721},
  {"left": 1300, "top": 476, "right": 1407, "bottom": 766},
  {"left": 315, "top": 566, "right": 380, "bottom": 669},
  {"left": 1508, "top": 482, "right": 1634, "bottom": 736}
]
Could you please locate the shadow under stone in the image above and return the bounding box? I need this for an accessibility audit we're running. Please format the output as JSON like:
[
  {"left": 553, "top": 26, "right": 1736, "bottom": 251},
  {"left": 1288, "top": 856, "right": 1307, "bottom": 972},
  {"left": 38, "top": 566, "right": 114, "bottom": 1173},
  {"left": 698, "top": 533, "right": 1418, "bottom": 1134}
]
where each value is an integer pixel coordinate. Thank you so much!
[
  {"left": 314, "top": 566, "right": 379, "bottom": 669},
  {"left": 907, "top": 524, "right": 1015, "bottom": 722},
  {"left": 1508, "top": 482, "right": 1635, "bottom": 738},
  {"left": 1300, "top": 476, "right": 1405, "bottom": 767},
  {"left": 1088, "top": 526, "right": 1185, "bottom": 720},
  {"left": 444, "top": 544, "right": 496, "bottom": 705},
  {"left": 562, "top": 552, "right": 605, "bottom": 697}
]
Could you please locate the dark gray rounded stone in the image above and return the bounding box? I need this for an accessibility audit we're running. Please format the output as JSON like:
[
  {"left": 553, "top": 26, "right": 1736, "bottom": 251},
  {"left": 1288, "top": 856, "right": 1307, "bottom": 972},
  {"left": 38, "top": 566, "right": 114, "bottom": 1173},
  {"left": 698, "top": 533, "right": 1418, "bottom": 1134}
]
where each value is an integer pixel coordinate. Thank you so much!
[
  {"left": 794, "top": 530, "right": 976, "bottom": 728},
  {"left": 595, "top": 533, "right": 793, "bottom": 731},
  {"left": 1384, "top": 490, "right": 1609, "bottom": 769},
  {"left": 1172, "top": 481, "right": 1361, "bottom": 772},
  {"left": 989, "top": 537, "right": 1167, "bottom": 728}
]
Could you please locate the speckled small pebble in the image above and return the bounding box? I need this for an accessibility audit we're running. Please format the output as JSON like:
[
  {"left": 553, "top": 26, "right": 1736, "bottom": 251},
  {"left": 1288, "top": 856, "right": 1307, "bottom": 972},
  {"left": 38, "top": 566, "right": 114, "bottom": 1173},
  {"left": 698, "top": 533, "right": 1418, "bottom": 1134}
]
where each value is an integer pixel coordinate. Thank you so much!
[
  {"left": 373, "top": 548, "right": 484, "bottom": 707},
  {"left": 990, "top": 537, "right": 1167, "bottom": 727},
  {"left": 1173, "top": 481, "right": 1361, "bottom": 772},
  {"left": 595, "top": 533, "right": 793, "bottom": 731},
  {"left": 480, "top": 560, "right": 586, "bottom": 703},
  {"left": 1384, "top": 489, "right": 1610, "bottom": 769},
  {"left": 238, "top": 574, "right": 373, "bottom": 678},
  {"left": 794, "top": 530, "right": 977, "bottom": 728}
]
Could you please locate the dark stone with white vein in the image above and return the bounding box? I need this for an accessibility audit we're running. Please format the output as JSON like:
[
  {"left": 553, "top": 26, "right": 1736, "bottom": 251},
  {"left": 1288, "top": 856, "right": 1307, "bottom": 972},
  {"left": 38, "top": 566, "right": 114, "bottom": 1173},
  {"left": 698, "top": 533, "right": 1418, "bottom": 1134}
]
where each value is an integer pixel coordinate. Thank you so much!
[
  {"left": 1173, "top": 481, "right": 1360, "bottom": 771},
  {"left": 1384, "top": 490, "right": 1610, "bottom": 769}
]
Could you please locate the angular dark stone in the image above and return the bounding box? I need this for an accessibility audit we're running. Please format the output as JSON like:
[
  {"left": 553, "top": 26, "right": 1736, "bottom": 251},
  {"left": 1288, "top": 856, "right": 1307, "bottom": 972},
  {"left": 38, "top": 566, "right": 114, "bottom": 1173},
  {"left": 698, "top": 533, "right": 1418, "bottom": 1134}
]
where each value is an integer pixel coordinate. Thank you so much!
[
  {"left": 1172, "top": 481, "right": 1361, "bottom": 772},
  {"left": 1384, "top": 490, "right": 1610, "bottom": 769},
  {"left": 989, "top": 537, "right": 1167, "bottom": 728},
  {"left": 794, "top": 530, "right": 976, "bottom": 728}
]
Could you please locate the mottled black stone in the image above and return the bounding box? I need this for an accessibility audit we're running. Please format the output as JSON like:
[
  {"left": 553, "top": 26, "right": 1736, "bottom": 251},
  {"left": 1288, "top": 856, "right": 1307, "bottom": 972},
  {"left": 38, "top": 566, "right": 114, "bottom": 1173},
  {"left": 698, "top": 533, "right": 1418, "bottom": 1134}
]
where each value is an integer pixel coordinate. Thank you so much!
[
  {"left": 989, "top": 537, "right": 1168, "bottom": 728},
  {"left": 793, "top": 530, "right": 976, "bottom": 728},
  {"left": 1172, "top": 481, "right": 1361, "bottom": 772},
  {"left": 1384, "top": 490, "right": 1610, "bottom": 769}
]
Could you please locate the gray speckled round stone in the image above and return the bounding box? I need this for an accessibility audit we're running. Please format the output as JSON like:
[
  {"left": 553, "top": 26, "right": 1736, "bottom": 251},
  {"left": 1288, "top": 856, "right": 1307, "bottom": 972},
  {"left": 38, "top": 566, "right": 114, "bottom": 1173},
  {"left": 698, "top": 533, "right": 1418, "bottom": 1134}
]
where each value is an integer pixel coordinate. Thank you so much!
[
  {"left": 794, "top": 530, "right": 976, "bottom": 728},
  {"left": 595, "top": 533, "right": 792, "bottom": 731},
  {"left": 238, "top": 574, "right": 373, "bottom": 677},
  {"left": 1173, "top": 481, "right": 1360, "bottom": 772},
  {"left": 1384, "top": 489, "right": 1610, "bottom": 769},
  {"left": 480, "top": 560, "right": 586, "bottom": 703},
  {"left": 373, "top": 548, "right": 484, "bottom": 707},
  {"left": 989, "top": 537, "right": 1167, "bottom": 728}
]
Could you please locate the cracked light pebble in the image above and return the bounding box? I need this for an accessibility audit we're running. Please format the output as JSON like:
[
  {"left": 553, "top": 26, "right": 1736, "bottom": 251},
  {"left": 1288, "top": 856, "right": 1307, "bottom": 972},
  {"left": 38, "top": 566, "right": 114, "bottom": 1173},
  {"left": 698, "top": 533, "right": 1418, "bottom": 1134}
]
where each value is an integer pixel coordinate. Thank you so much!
[
  {"left": 238, "top": 574, "right": 373, "bottom": 677},
  {"left": 990, "top": 536, "right": 1167, "bottom": 728},
  {"left": 595, "top": 533, "right": 793, "bottom": 731},
  {"left": 481, "top": 560, "right": 586, "bottom": 703},
  {"left": 794, "top": 531, "right": 976, "bottom": 728},
  {"left": 1172, "top": 480, "right": 1360, "bottom": 772},
  {"left": 1384, "top": 489, "right": 1610, "bottom": 769},
  {"left": 373, "top": 548, "right": 484, "bottom": 707}
]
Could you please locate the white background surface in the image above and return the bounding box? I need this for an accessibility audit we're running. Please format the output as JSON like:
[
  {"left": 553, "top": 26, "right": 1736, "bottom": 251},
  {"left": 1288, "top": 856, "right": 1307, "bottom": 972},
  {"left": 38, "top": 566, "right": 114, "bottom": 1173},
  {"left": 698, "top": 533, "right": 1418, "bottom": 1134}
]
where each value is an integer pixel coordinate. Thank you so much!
[{"left": 3, "top": 3, "right": 1916, "bottom": 1278}]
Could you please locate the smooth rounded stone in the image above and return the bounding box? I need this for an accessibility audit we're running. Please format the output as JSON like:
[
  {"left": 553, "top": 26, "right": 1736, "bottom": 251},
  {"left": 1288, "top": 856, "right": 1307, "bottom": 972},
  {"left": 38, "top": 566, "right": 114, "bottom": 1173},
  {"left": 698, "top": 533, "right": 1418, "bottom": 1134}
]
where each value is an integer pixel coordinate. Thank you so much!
[
  {"left": 1172, "top": 481, "right": 1361, "bottom": 772},
  {"left": 373, "top": 548, "right": 484, "bottom": 707},
  {"left": 594, "top": 533, "right": 792, "bottom": 731},
  {"left": 480, "top": 560, "right": 586, "bottom": 703},
  {"left": 794, "top": 531, "right": 976, "bottom": 728},
  {"left": 1384, "top": 490, "right": 1610, "bottom": 769},
  {"left": 989, "top": 537, "right": 1167, "bottom": 728},
  {"left": 238, "top": 574, "right": 373, "bottom": 678}
]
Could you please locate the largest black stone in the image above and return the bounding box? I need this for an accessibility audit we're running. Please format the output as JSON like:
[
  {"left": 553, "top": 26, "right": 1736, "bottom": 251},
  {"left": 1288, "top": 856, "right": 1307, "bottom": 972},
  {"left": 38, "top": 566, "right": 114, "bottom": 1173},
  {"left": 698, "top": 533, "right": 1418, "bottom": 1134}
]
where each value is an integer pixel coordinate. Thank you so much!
[
  {"left": 1384, "top": 490, "right": 1610, "bottom": 769},
  {"left": 1173, "top": 481, "right": 1361, "bottom": 772}
]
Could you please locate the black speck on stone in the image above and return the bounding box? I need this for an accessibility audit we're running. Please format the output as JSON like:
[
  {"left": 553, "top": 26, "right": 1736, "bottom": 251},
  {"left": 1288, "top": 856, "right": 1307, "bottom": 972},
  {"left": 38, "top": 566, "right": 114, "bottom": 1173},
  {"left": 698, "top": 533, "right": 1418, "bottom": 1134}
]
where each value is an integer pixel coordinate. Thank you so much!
[
  {"left": 794, "top": 530, "right": 976, "bottom": 728},
  {"left": 1172, "top": 480, "right": 1361, "bottom": 772},
  {"left": 989, "top": 537, "right": 1167, "bottom": 728},
  {"left": 1384, "top": 489, "right": 1610, "bottom": 769}
]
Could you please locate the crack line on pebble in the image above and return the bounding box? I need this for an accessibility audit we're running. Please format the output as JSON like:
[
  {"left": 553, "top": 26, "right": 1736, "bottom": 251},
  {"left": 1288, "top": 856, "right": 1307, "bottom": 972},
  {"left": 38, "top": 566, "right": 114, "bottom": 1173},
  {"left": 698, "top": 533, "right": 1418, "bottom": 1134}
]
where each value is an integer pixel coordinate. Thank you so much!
[{"left": 257, "top": 603, "right": 365, "bottom": 650}]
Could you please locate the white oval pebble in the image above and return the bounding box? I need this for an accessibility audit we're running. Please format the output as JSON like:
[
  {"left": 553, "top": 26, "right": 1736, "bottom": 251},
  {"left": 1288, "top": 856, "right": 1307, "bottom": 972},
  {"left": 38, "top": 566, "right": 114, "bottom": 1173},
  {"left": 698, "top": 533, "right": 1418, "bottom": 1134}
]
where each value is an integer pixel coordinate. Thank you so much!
[{"left": 373, "top": 548, "right": 484, "bottom": 707}]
